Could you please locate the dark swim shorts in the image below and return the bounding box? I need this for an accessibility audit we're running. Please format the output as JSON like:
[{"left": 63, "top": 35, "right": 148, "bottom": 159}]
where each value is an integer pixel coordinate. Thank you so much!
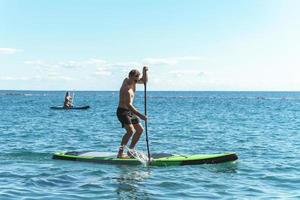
[{"left": 116, "top": 107, "right": 140, "bottom": 128}]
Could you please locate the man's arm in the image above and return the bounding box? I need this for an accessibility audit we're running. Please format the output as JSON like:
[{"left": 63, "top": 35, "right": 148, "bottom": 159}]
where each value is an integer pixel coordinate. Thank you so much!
[
  {"left": 125, "top": 90, "right": 146, "bottom": 120},
  {"left": 128, "top": 104, "right": 145, "bottom": 120},
  {"left": 137, "top": 66, "right": 148, "bottom": 84}
]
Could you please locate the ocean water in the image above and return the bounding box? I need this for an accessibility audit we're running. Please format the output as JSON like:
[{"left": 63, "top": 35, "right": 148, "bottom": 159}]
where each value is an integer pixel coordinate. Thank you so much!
[{"left": 0, "top": 91, "right": 300, "bottom": 199}]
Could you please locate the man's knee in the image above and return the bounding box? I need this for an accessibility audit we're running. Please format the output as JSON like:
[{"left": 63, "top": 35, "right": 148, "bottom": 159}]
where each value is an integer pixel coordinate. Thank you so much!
[
  {"left": 125, "top": 126, "right": 135, "bottom": 136},
  {"left": 135, "top": 125, "right": 144, "bottom": 134}
]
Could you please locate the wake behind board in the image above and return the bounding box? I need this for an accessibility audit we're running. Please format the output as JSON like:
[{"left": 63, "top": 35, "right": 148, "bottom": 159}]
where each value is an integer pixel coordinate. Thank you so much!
[
  {"left": 50, "top": 106, "right": 90, "bottom": 110},
  {"left": 52, "top": 151, "right": 238, "bottom": 166}
]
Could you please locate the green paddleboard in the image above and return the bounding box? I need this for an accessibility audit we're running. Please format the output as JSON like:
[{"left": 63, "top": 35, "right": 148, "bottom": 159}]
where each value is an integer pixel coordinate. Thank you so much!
[{"left": 52, "top": 151, "right": 238, "bottom": 166}]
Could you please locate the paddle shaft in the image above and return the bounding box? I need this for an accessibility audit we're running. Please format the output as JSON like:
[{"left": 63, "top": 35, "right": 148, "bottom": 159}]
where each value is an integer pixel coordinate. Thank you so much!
[{"left": 144, "top": 83, "right": 151, "bottom": 163}]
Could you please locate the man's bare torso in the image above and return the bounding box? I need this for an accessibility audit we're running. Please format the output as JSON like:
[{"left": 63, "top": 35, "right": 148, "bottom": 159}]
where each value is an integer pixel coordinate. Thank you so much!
[{"left": 118, "top": 78, "right": 136, "bottom": 109}]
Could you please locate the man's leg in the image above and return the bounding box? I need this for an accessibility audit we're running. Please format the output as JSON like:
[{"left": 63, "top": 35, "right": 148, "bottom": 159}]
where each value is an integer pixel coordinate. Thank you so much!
[
  {"left": 129, "top": 123, "right": 144, "bottom": 149},
  {"left": 117, "top": 124, "right": 135, "bottom": 158}
]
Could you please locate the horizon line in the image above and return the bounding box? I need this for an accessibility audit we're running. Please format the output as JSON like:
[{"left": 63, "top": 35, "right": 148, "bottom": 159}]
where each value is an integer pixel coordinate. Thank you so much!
[{"left": 1, "top": 89, "right": 300, "bottom": 93}]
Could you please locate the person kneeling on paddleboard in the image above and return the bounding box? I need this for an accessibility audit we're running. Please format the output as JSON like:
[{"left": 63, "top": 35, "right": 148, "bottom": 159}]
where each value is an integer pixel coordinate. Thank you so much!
[
  {"left": 63, "top": 92, "right": 73, "bottom": 109},
  {"left": 116, "top": 66, "right": 148, "bottom": 158}
]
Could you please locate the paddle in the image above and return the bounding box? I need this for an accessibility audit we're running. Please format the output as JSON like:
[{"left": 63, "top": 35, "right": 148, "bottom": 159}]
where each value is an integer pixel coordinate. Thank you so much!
[
  {"left": 144, "top": 81, "right": 151, "bottom": 163},
  {"left": 72, "top": 92, "right": 75, "bottom": 106}
]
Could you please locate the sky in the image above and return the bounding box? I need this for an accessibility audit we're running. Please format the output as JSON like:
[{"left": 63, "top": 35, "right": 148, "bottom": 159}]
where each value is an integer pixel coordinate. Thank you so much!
[{"left": 1, "top": 0, "right": 300, "bottom": 91}]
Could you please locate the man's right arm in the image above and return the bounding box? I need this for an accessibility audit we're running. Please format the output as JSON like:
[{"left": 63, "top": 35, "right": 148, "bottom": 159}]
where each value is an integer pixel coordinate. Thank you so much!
[
  {"left": 125, "top": 90, "right": 146, "bottom": 120},
  {"left": 128, "top": 104, "right": 146, "bottom": 121}
]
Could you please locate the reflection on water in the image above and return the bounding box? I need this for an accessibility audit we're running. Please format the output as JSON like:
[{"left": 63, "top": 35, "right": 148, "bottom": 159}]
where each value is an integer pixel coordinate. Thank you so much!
[{"left": 114, "top": 166, "right": 151, "bottom": 200}]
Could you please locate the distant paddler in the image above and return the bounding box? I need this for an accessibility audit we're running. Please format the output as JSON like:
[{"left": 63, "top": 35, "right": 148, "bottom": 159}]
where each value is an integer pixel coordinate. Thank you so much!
[{"left": 63, "top": 91, "right": 73, "bottom": 109}]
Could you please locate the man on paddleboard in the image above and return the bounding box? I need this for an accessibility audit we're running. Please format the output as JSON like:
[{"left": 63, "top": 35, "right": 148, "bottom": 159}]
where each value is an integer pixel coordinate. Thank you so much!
[{"left": 116, "top": 67, "right": 148, "bottom": 158}]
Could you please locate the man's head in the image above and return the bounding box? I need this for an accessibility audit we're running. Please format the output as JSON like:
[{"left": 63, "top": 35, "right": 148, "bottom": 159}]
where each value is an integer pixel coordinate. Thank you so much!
[{"left": 128, "top": 69, "right": 141, "bottom": 82}]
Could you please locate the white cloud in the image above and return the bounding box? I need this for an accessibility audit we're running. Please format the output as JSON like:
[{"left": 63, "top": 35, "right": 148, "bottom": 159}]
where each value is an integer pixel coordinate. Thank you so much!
[
  {"left": 0, "top": 76, "right": 17, "bottom": 81},
  {"left": 176, "top": 56, "right": 203, "bottom": 61},
  {"left": 84, "top": 58, "right": 107, "bottom": 66},
  {"left": 0, "top": 48, "right": 23, "bottom": 54},
  {"left": 94, "top": 67, "right": 112, "bottom": 76},
  {"left": 170, "top": 70, "right": 205, "bottom": 78},
  {"left": 143, "top": 56, "right": 202, "bottom": 66},
  {"left": 24, "top": 60, "right": 45, "bottom": 65},
  {"left": 24, "top": 58, "right": 108, "bottom": 69},
  {"left": 47, "top": 75, "right": 75, "bottom": 81},
  {"left": 23, "top": 56, "right": 202, "bottom": 73},
  {"left": 18, "top": 56, "right": 206, "bottom": 89},
  {"left": 24, "top": 59, "right": 141, "bottom": 78},
  {"left": 0, "top": 76, "right": 32, "bottom": 81},
  {"left": 0, "top": 74, "right": 74, "bottom": 82},
  {"left": 108, "top": 61, "right": 141, "bottom": 68},
  {"left": 58, "top": 59, "right": 107, "bottom": 69},
  {"left": 143, "top": 58, "right": 178, "bottom": 65},
  {"left": 57, "top": 59, "right": 105, "bottom": 68},
  {"left": 57, "top": 61, "right": 82, "bottom": 69}
]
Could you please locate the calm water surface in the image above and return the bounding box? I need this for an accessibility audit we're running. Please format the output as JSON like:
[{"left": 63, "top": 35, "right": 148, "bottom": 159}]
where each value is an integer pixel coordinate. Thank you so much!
[{"left": 0, "top": 91, "right": 300, "bottom": 199}]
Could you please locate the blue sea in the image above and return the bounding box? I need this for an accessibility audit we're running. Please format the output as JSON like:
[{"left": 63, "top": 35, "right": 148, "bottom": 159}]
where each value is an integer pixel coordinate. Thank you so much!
[{"left": 1, "top": 91, "right": 299, "bottom": 199}]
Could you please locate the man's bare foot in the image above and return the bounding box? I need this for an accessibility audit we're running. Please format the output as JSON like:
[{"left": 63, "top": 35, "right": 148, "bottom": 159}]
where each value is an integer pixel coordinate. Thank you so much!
[
  {"left": 127, "top": 150, "right": 135, "bottom": 158},
  {"left": 117, "top": 146, "right": 124, "bottom": 158},
  {"left": 117, "top": 153, "right": 130, "bottom": 159},
  {"left": 117, "top": 146, "right": 132, "bottom": 158}
]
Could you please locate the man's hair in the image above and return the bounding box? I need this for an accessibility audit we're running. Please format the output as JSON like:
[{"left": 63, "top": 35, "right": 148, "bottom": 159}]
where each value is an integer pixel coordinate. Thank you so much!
[{"left": 129, "top": 69, "right": 140, "bottom": 77}]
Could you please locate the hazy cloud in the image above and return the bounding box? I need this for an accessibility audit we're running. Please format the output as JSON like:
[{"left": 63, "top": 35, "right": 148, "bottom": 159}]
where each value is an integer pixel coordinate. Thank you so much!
[
  {"left": 47, "top": 75, "right": 75, "bottom": 81},
  {"left": 0, "top": 48, "right": 23, "bottom": 55},
  {"left": 143, "top": 56, "right": 203, "bottom": 66},
  {"left": 170, "top": 70, "right": 205, "bottom": 77},
  {"left": 85, "top": 59, "right": 107, "bottom": 66},
  {"left": 24, "top": 60, "right": 45, "bottom": 65},
  {"left": 0, "top": 76, "right": 40, "bottom": 81},
  {"left": 94, "top": 67, "right": 112, "bottom": 76},
  {"left": 22, "top": 56, "right": 205, "bottom": 83}
]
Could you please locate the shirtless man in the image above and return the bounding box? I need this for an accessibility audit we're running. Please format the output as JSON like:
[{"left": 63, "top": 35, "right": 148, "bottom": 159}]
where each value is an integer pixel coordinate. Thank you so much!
[{"left": 116, "top": 66, "right": 148, "bottom": 158}]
